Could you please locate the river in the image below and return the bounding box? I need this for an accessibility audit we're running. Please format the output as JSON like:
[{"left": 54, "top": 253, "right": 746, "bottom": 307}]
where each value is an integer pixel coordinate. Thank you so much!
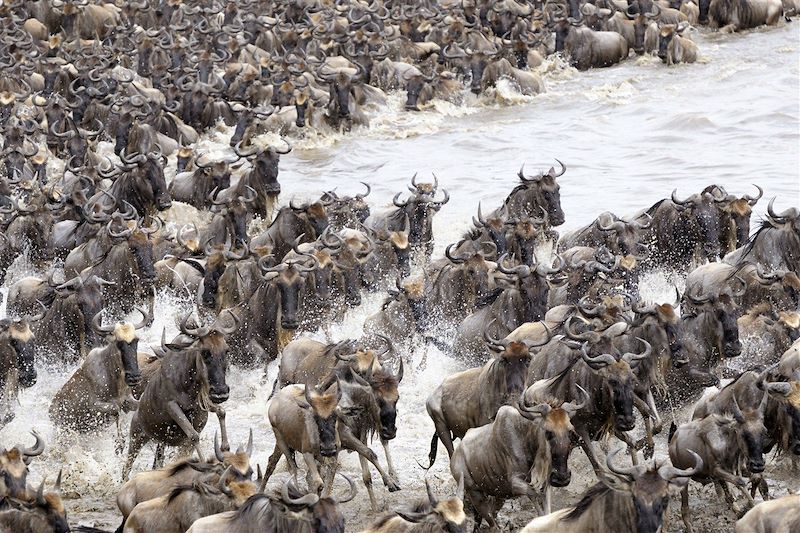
[{"left": 1, "top": 21, "right": 798, "bottom": 532}]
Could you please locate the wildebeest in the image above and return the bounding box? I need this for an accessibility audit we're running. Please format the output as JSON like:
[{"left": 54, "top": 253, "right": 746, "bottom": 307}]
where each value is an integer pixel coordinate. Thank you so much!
[
  {"left": 698, "top": 0, "right": 783, "bottom": 28},
  {"left": 122, "top": 467, "right": 257, "bottom": 533},
  {"left": 363, "top": 278, "right": 428, "bottom": 341},
  {"left": 426, "top": 332, "right": 552, "bottom": 465},
  {"left": 122, "top": 314, "right": 236, "bottom": 479},
  {"left": 361, "top": 478, "right": 466, "bottom": 533},
  {"left": 0, "top": 431, "right": 45, "bottom": 499},
  {"left": 264, "top": 381, "right": 400, "bottom": 496},
  {"left": 0, "top": 317, "right": 38, "bottom": 426},
  {"left": 657, "top": 22, "right": 698, "bottom": 64},
  {"left": 554, "top": 14, "right": 630, "bottom": 71},
  {"left": 558, "top": 211, "right": 651, "bottom": 256},
  {"left": 724, "top": 200, "right": 800, "bottom": 273},
  {"left": 450, "top": 381, "right": 587, "bottom": 528},
  {"left": 0, "top": 473, "right": 69, "bottom": 533},
  {"left": 116, "top": 434, "right": 255, "bottom": 527},
  {"left": 186, "top": 476, "right": 354, "bottom": 533},
  {"left": 527, "top": 321, "right": 651, "bottom": 472},
  {"left": 670, "top": 389, "right": 770, "bottom": 530},
  {"left": 49, "top": 308, "right": 147, "bottom": 432},
  {"left": 735, "top": 493, "right": 800, "bottom": 533},
  {"left": 521, "top": 449, "right": 702, "bottom": 533}
]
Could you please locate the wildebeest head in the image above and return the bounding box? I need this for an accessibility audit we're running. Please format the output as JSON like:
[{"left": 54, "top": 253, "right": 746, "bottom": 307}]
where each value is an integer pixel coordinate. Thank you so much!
[
  {"left": 657, "top": 22, "right": 688, "bottom": 62},
  {"left": 569, "top": 321, "right": 651, "bottom": 431},
  {"left": 57, "top": 275, "right": 110, "bottom": 347},
  {"left": 235, "top": 141, "right": 291, "bottom": 196},
  {"left": 446, "top": 242, "right": 495, "bottom": 301},
  {"left": 213, "top": 429, "right": 255, "bottom": 481},
  {"left": 303, "top": 381, "right": 341, "bottom": 457},
  {"left": 324, "top": 231, "right": 373, "bottom": 307},
  {"left": 2, "top": 318, "right": 37, "bottom": 388},
  {"left": 630, "top": 6, "right": 659, "bottom": 55},
  {"left": 729, "top": 395, "right": 767, "bottom": 473},
  {"left": 754, "top": 267, "right": 800, "bottom": 310},
  {"left": 394, "top": 174, "right": 450, "bottom": 246},
  {"left": 127, "top": 228, "right": 158, "bottom": 285},
  {"left": 403, "top": 69, "right": 436, "bottom": 111},
  {"left": 397, "top": 278, "right": 427, "bottom": 331},
  {"left": 31, "top": 472, "right": 69, "bottom": 533},
  {"left": 91, "top": 307, "right": 149, "bottom": 387},
  {"left": 600, "top": 448, "right": 702, "bottom": 533},
  {"left": 512, "top": 160, "right": 567, "bottom": 227},
  {"left": 473, "top": 203, "right": 509, "bottom": 257},
  {"left": 263, "top": 256, "right": 317, "bottom": 330},
  {"left": 631, "top": 300, "right": 688, "bottom": 367},
  {"left": 177, "top": 314, "right": 237, "bottom": 404},
  {"left": 671, "top": 189, "right": 725, "bottom": 261},
  {"left": 595, "top": 212, "right": 651, "bottom": 257},
  {"left": 507, "top": 213, "right": 548, "bottom": 266},
  {"left": 486, "top": 328, "right": 554, "bottom": 400},
  {"left": 290, "top": 199, "right": 330, "bottom": 238},
  {"left": 0, "top": 431, "right": 44, "bottom": 498},
  {"left": 497, "top": 253, "right": 564, "bottom": 323},
  {"left": 350, "top": 353, "right": 403, "bottom": 441},
  {"left": 318, "top": 64, "right": 364, "bottom": 121},
  {"left": 278, "top": 474, "right": 354, "bottom": 532},
  {"left": 122, "top": 151, "right": 172, "bottom": 212},
  {"left": 711, "top": 184, "right": 762, "bottom": 251},
  {"left": 519, "top": 385, "right": 588, "bottom": 487},
  {"left": 684, "top": 291, "right": 742, "bottom": 358},
  {"left": 394, "top": 478, "right": 467, "bottom": 532}
]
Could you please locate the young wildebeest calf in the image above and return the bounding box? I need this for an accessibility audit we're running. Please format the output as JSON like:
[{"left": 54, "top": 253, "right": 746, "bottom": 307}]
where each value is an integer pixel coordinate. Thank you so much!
[
  {"left": 450, "top": 379, "right": 588, "bottom": 529},
  {"left": 657, "top": 22, "right": 698, "bottom": 65},
  {"left": 49, "top": 308, "right": 147, "bottom": 433},
  {"left": 264, "top": 381, "right": 400, "bottom": 497}
]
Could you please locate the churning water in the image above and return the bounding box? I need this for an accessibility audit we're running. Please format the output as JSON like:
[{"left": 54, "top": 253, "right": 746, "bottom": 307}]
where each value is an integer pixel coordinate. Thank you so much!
[{"left": 1, "top": 21, "right": 798, "bottom": 531}]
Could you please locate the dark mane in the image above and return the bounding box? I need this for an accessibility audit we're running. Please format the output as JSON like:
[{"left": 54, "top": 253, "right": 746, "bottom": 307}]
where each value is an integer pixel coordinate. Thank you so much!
[
  {"left": 563, "top": 482, "right": 612, "bottom": 522},
  {"left": 232, "top": 493, "right": 273, "bottom": 521},
  {"left": 735, "top": 218, "right": 776, "bottom": 265},
  {"left": 165, "top": 458, "right": 217, "bottom": 476},
  {"left": 166, "top": 481, "right": 219, "bottom": 504}
]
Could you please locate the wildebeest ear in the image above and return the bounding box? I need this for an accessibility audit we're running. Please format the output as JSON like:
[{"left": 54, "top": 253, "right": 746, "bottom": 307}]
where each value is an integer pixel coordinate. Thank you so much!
[{"left": 598, "top": 473, "right": 632, "bottom": 494}]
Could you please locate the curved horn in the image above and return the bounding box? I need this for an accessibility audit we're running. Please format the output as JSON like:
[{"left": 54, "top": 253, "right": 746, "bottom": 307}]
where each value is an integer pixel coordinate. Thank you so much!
[
  {"left": 621, "top": 337, "right": 652, "bottom": 365},
  {"left": 743, "top": 184, "right": 763, "bottom": 206},
  {"left": 132, "top": 306, "right": 150, "bottom": 330},
  {"left": 445, "top": 242, "right": 468, "bottom": 264},
  {"left": 282, "top": 478, "right": 320, "bottom": 506},
  {"left": 606, "top": 447, "right": 645, "bottom": 480},
  {"left": 335, "top": 473, "right": 357, "bottom": 503},
  {"left": 581, "top": 342, "right": 616, "bottom": 369},
  {"left": 92, "top": 311, "right": 115, "bottom": 334},
  {"left": 659, "top": 450, "right": 704, "bottom": 481},
  {"left": 561, "top": 385, "right": 590, "bottom": 415},
  {"left": 21, "top": 430, "right": 45, "bottom": 459},
  {"left": 671, "top": 189, "right": 694, "bottom": 206}
]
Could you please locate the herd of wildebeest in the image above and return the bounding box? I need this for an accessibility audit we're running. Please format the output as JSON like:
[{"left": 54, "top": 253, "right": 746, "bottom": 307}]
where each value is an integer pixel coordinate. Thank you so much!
[{"left": 0, "top": 0, "right": 797, "bottom": 532}]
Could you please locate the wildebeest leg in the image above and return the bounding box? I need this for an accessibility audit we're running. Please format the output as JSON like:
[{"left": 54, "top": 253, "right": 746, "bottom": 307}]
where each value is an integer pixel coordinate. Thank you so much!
[
  {"left": 467, "top": 489, "right": 497, "bottom": 531},
  {"left": 645, "top": 389, "right": 662, "bottom": 434},
  {"left": 303, "top": 453, "right": 324, "bottom": 494},
  {"left": 339, "top": 429, "right": 400, "bottom": 491},
  {"left": 431, "top": 414, "right": 456, "bottom": 458},
  {"left": 359, "top": 453, "right": 378, "bottom": 511},
  {"left": 152, "top": 442, "right": 166, "bottom": 469},
  {"left": 633, "top": 395, "right": 655, "bottom": 459},
  {"left": 164, "top": 400, "right": 204, "bottom": 461},
  {"left": 681, "top": 484, "right": 693, "bottom": 533},
  {"left": 380, "top": 437, "right": 398, "bottom": 483},
  {"left": 614, "top": 431, "right": 640, "bottom": 466},
  {"left": 209, "top": 405, "right": 229, "bottom": 451},
  {"left": 264, "top": 444, "right": 284, "bottom": 483},
  {"left": 576, "top": 428, "right": 602, "bottom": 474},
  {"left": 321, "top": 456, "right": 337, "bottom": 497},
  {"left": 122, "top": 416, "right": 149, "bottom": 480}
]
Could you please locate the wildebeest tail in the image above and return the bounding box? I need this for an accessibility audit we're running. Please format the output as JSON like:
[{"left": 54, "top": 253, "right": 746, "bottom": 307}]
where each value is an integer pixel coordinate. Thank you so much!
[
  {"left": 268, "top": 377, "right": 280, "bottom": 399},
  {"left": 417, "top": 431, "right": 439, "bottom": 470}
]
